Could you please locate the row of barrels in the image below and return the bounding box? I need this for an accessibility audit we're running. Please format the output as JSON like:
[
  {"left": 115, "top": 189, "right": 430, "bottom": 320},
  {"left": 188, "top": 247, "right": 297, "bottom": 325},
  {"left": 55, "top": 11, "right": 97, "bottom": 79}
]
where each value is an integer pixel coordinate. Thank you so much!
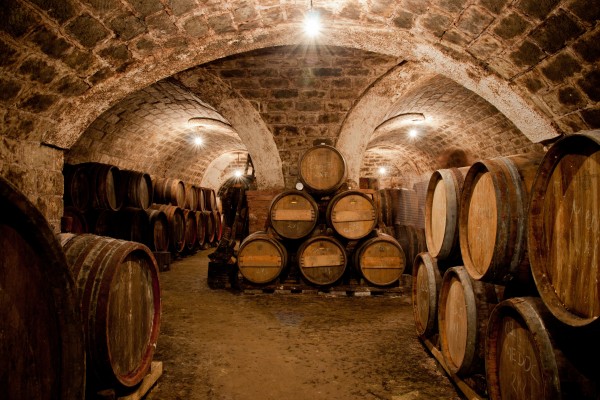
[
  {"left": 64, "top": 162, "right": 218, "bottom": 213},
  {"left": 0, "top": 175, "right": 161, "bottom": 399}
]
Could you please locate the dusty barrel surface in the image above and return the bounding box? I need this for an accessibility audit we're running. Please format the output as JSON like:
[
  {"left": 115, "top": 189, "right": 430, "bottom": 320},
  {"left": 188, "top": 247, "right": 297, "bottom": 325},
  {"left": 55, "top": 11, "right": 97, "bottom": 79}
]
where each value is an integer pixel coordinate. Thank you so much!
[
  {"left": 195, "top": 210, "right": 206, "bottom": 247},
  {"left": 64, "top": 163, "right": 90, "bottom": 212},
  {"left": 81, "top": 162, "right": 124, "bottom": 211},
  {"left": 153, "top": 177, "right": 185, "bottom": 208},
  {"left": 298, "top": 235, "right": 347, "bottom": 286},
  {"left": 0, "top": 176, "right": 85, "bottom": 400},
  {"left": 184, "top": 183, "right": 198, "bottom": 211},
  {"left": 121, "top": 170, "right": 153, "bottom": 210},
  {"left": 60, "top": 234, "right": 161, "bottom": 388},
  {"left": 183, "top": 209, "right": 197, "bottom": 251},
  {"left": 425, "top": 167, "right": 468, "bottom": 260},
  {"left": 528, "top": 131, "right": 600, "bottom": 328},
  {"left": 412, "top": 252, "right": 443, "bottom": 338},
  {"left": 298, "top": 144, "right": 347, "bottom": 195},
  {"left": 269, "top": 190, "right": 318, "bottom": 240},
  {"left": 238, "top": 232, "right": 288, "bottom": 284},
  {"left": 202, "top": 187, "right": 217, "bottom": 212},
  {"left": 151, "top": 204, "right": 185, "bottom": 254},
  {"left": 438, "top": 266, "right": 498, "bottom": 376},
  {"left": 485, "top": 297, "right": 599, "bottom": 400},
  {"left": 354, "top": 232, "right": 405, "bottom": 286},
  {"left": 327, "top": 190, "right": 377, "bottom": 240},
  {"left": 146, "top": 209, "right": 169, "bottom": 252},
  {"left": 203, "top": 210, "right": 216, "bottom": 244},
  {"left": 459, "top": 155, "right": 542, "bottom": 284}
]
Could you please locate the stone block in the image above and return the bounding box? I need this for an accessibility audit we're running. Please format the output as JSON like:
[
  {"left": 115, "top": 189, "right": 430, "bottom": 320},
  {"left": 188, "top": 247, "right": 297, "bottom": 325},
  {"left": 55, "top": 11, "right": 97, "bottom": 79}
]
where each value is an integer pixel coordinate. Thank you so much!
[
  {"left": 393, "top": 11, "right": 415, "bottom": 29},
  {"left": 573, "top": 29, "right": 600, "bottom": 63},
  {"left": 99, "top": 43, "right": 132, "bottom": 67},
  {"left": 0, "top": 39, "right": 18, "bottom": 67},
  {"left": 540, "top": 52, "right": 582, "bottom": 83},
  {"left": 567, "top": 0, "right": 600, "bottom": 24},
  {"left": 479, "top": 0, "right": 509, "bottom": 14},
  {"left": 83, "top": 0, "right": 121, "bottom": 12},
  {"left": 18, "top": 58, "right": 57, "bottom": 84},
  {"left": 53, "top": 75, "right": 90, "bottom": 97},
  {"left": 110, "top": 13, "right": 146, "bottom": 40},
  {"left": 207, "top": 13, "right": 236, "bottom": 34},
  {"left": 0, "top": 0, "right": 39, "bottom": 37},
  {"left": 272, "top": 89, "right": 298, "bottom": 99},
  {"left": 30, "top": 27, "right": 72, "bottom": 59},
  {"left": 273, "top": 125, "right": 299, "bottom": 136},
  {"left": 260, "top": 78, "right": 288, "bottom": 88},
  {"left": 146, "top": 12, "right": 178, "bottom": 35},
  {"left": 420, "top": 12, "right": 453, "bottom": 38},
  {"left": 127, "top": 0, "right": 163, "bottom": 17},
  {"left": 63, "top": 49, "right": 95, "bottom": 73},
  {"left": 493, "top": 12, "right": 531, "bottom": 40},
  {"left": 530, "top": 11, "right": 584, "bottom": 54},
  {"left": 66, "top": 13, "right": 110, "bottom": 48},
  {"left": 340, "top": 0, "right": 362, "bottom": 20},
  {"left": 0, "top": 78, "right": 22, "bottom": 103},
  {"left": 509, "top": 40, "right": 544, "bottom": 68},
  {"left": 183, "top": 16, "right": 209, "bottom": 37},
  {"left": 515, "top": 0, "right": 559, "bottom": 20},
  {"left": 578, "top": 70, "right": 600, "bottom": 102},
  {"left": 295, "top": 101, "right": 322, "bottom": 112},
  {"left": 468, "top": 34, "right": 502, "bottom": 60},
  {"left": 433, "top": 0, "right": 468, "bottom": 13},
  {"left": 457, "top": 5, "right": 494, "bottom": 37},
  {"left": 443, "top": 29, "right": 470, "bottom": 46},
  {"left": 170, "top": 0, "right": 198, "bottom": 16},
  {"left": 581, "top": 108, "right": 600, "bottom": 129},
  {"left": 370, "top": 0, "right": 396, "bottom": 17},
  {"left": 233, "top": 3, "right": 258, "bottom": 22},
  {"left": 542, "top": 86, "right": 585, "bottom": 114}
]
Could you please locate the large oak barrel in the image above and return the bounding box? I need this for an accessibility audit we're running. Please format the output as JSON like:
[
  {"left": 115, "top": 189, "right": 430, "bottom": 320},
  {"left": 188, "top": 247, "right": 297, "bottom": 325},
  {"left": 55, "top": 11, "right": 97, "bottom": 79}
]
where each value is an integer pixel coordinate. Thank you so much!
[
  {"left": 146, "top": 209, "right": 169, "bottom": 252},
  {"left": 326, "top": 190, "right": 377, "bottom": 240},
  {"left": 394, "top": 224, "right": 427, "bottom": 271},
  {"left": 438, "top": 266, "right": 498, "bottom": 376},
  {"left": 298, "top": 144, "right": 347, "bottom": 195},
  {"left": 354, "top": 232, "right": 405, "bottom": 286},
  {"left": 298, "top": 235, "right": 347, "bottom": 286},
  {"left": 115, "top": 207, "right": 150, "bottom": 243},
  {"left": 183, "top": 209, "right": 197, "bottom": 251},
  {"left": 62, "top": 205, "right": 88, "bottom": 233},
  {"left": 528, "top": 131, "right": 600, "bottom": 328},
  {"left": 184, "top": 183, "right": 198, "bottom": 211},
  {"left": 486, "top": 297, "right": 599, "bottom": 399},
  {"left": 203, "top": 210, "right": 216, "bottom": 244},
  {"left": 391, "top": 188, "right": 419, "bottom": 226},
  {"left": 151, "top": 204, "right": 185, "bottom": 254},
  {"left": 195, "top": 186, "right": 205, "bottom": 211},
  {"left": 87, "top": 208, "right": 116, "bottom": 236},
  {"left": 203, "top": 187, "right": 217, "bottom": 211},
  {"left": 425, "top": 167, "right": 468, "bottom": 260},
  {"left": 238, "top": 232, "right": 288, "bottom": 284},
  {"left": 459, "top": 154, "right": 542, "bottom": 284},
  {"left": 60, "top": 234, "right": 161, "bottom": 388},
  {"left": 83, "top": 162, "right": 124, "bottom": 211},
  {"left": 214, "top": 210, "right": 223, "bottom": 242},
  {"left": 377, "top": 189, "right": 393, "bottom": 227},
  {"left": 153, "top": 177, "right": 185, "bottom": 207},
  {"left": 195, "top": 210, "right": 206, "bottom": 247},
  {"left": 0, "top": 176, "right": 85, "bottom": 400},
  {"left": 412, "top": 252, "right": 443, "bottom": 338},
  {"left": 64, "top": 163, "right": 90, "bottom": 211},
  {"left": 121, "top": 170, "right": 153, "bottom": 210},
  {"left": 269, "top": 190, "right": 318, "bottom": 240}
]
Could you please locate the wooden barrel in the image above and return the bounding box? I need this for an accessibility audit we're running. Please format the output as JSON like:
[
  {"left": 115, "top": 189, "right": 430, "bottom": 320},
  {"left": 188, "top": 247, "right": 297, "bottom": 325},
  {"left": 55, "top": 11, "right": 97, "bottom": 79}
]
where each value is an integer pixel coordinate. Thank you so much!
[
  {"left": 298, "top": 235, "right": 347, "bottom": 286},
  {"left": 377, "top": 189, "right": 393, "bottom": 227},
  {"left": 326, "top": 190, "right": 377, "bottom": 240},
  {"left": 83, "top": 162, "right": 124, "bottom": 211},
  {"left": 87, "top": 209, "right": 116, "bottom": 236},
  {"left": 425, "top": 167, "right": 468, "bottom": 260},
  {"left": 269, "top": 190, "right": 318, "bottom": 240},
  {"left": 121, "top": 170, "right": 153, "bottom": 210},
  {"left": 151, "top": 204, "right": 185, "bottom": 254},
  {"left": 354, "top": 232, "right": 405, "bottom": 286},
  {"left": 238, "top": 232, "right": 288, "bottom": 284},
  {"left": 196, "top": 186, "right": 205, "bottom": 211},
  {"left": 203, "top": 187, "right": 217, "bottom": 211},
  {"left": 203, "top": 210, "right": 215, "bottom": 244},
  {"left": 195, "top": 210, "right": 206, "bottom": 247},
  {"left": 114, "top": 207, "right": 149, "bottom": 243},
  {"left": 391, "top": 188, "right": 419, "bottom": 226},
  {"left": 184, "top": 183, "right": 197, "bottom": 211},
  {"left": 0, "top": 176, "right": 85, "bottom": 399},
  {"left": 298, "top": 144, "right": 347, "bottom": 195},
  {"left": 486, "top": 297, "right": 599, "bottom": 399},
  {"left": 183, "top": 209, "right": 197, "bottom": 251},
  {"left": 459, "top": 154, "right": 542, "bottom": 284},
  {"left": 62, "top": 205, "right": 88, "bottom": 233},
  {"left": 528, "top": 131, "right": 600, "bottom": 328},
  {"left": 438, "top": 266, "right": 498, "bottom": 376},
  {"left": 146, "top": 209, "right": 169, "bottom": 252},
  {"left": 153, "top": 177, "right": 185, "bottom": 207},
  {"left": 394, "top": 224, "right": 427, "bottom": 271},
  {"left": 64, "top": 163, "right": 90, "bottom": 211},
  {"left": 60, "top": 234, "right": 161, "bottom": 388},
  {"left": 214, "top": 210, "right": 223, "bottom": 242},
  {"left": 412, "top": 252, "right": 443, "bottom": 338}
]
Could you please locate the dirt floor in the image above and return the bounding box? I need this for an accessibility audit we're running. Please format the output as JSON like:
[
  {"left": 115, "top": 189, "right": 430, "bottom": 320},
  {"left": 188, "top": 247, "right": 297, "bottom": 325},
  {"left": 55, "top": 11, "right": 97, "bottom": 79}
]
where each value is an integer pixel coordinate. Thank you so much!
[{"left": 146, "top": 249, "right": 461, "bottom": 400}]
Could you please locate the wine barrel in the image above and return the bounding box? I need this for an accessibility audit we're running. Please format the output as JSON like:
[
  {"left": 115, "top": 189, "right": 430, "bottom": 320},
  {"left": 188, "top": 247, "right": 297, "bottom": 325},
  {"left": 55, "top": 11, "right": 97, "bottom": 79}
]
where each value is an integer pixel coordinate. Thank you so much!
[
  {"left": 238, "top": 232, "right": 288, "bottom": 284},
  {"left": 183, "top": 209, "right": 197, "bottom": 251},
  {"left": 459, "top": 154, "right": 542, "bottom": 284},
  {"left": 196, "top": 186, "right": 205, "bottom": 211},
  {"left": 184, "top": 183, "right": 197, "bottom": 211},
  {"left": 326, "top": 190, "right": 377, "bottom": 240},
  {"left": 121, "top": 170, "right": 153, "bottom": 210},
  {"left": 83, "top": 162, "right": 124, "bottom": 211},
  {"left": 528, "top": 131, "right": 600, "bottom": 328},
  {"left": 298, "top": 235, "right": 347, "bottom": 286},
  {"left": 377, "top": 189, "right": 393, "bottom": 227},
  {"left": 114, "top": 207, "right": 149, "bottom": 243},
  {"left": 269, "top": 190, "right": 318, "bottom": 240},
  {"left": 298, "top": 144, "right": 347, "bottom": 195},
  {"left": 64, "top": 163, "right": 90, "bottom": 212},
  {"left": 146, "top": 209, "right": 169, "bottom": 252},
  {"left": 214, "top": 210, "right": 223, "bottom": 242},
  {"left": 394, "top": 224, "right": 427, "bottom": 271},
  {"left": 153, "top": 178, "right": 185, "bottom": 207},
  {"left": 203, "top": 187, "right": 217, "bottom": 211},
  {"left": 62, "top": 205, "right": 88, "bottom": 233},
  {"left": 60, "top": 234, "right": 161, "bottom": 388},
  {"left": 203, "top": 210, "right": 215, "bottom": 244},
  {"left": 486, "top": 297, "right": 599, "bottom": 400},
  {"left": 151, "top": 204, "right": 185, "bottom": 254},
  {"left": 0, "top": 176, "right": 85, "bottom": 399},
  {"left": 438, "top": 266, "right": 498, "bottom": 376},
  {"left": 425, "top": 167, "right": 468, "bottom": 260},
  {"left": 195, "top": 210, "right": 206, "bottom": 247},
  {"left": 354, "top": 232, "right": 405, "bottom": 286},
  {"left": 391, "top": 188, "right": 419, "bottom": 226},
  {"left": 87, "top": 208, "right": 116, "bottom": 236},
  {"left": 412, "top": 252, "right": 443, "bottom": 338}
]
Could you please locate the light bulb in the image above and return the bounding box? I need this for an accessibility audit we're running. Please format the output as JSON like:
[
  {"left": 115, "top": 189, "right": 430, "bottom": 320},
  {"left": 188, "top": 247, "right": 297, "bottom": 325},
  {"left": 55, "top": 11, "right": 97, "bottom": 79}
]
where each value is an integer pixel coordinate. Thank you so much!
[
  {"left": 234, "top": 170, "right": 242, "bottom": 178},
  {"left": 408, "top": 129, "right": 418, "bottom": 138},
  {"left": 378, "top": 167, "right": 386, "bottom": 175},
  {"left": 303, "top": 10, "right": 321, "bottom": 37},
  {"left": 193, "top": 136, "right": 203, "bottom": 146}
]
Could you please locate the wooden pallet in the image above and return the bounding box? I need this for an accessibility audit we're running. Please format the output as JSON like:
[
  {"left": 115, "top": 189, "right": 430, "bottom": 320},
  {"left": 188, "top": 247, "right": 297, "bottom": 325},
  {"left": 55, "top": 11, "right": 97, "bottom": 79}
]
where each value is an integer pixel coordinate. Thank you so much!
[
  {"left": 95, "top": 361, "right": 163, "bottom": 400},
  {"left": 419, "top": 337, "right": 486, "bottom": 400}
]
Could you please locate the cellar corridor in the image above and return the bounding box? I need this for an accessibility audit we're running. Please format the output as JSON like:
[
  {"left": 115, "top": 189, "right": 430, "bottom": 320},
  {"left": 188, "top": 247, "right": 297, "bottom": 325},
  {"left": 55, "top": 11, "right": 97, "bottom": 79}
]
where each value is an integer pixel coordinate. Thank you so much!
[{"left": 146, "top": 249, "right": 460, "bottom": 400}]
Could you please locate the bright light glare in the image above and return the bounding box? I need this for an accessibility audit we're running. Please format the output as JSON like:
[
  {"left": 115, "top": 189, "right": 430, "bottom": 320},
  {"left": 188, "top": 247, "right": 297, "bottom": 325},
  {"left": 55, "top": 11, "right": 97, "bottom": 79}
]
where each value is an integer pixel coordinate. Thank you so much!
[
  {"left": 408, "top": 129, "right": 418, "bottom": 138},
  {"left": 378, "top": 167, "right": 387, "bottom": 175},
  {"left": 303, "top": 11, "right": 321, "bottom": 37},
  {"left": 193, "top": 136, "right": 203, "bottom": 146},
  {"left": 234, "top": 170, "right": 242, "bottom": 178}
]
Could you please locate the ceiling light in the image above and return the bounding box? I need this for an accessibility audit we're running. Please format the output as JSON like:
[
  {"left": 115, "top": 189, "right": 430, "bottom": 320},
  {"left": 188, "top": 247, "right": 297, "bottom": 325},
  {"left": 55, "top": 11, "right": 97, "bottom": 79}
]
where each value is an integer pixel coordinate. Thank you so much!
[
  {"left": 234, "top": 170, "right": 242, "bottom": 178},
  {"left": 193, "top": 136, "right": 203, "bottom": 146},
  {"left": 303, "top": 1, "right": 321, "bottom": 37},
  {"left": 408, "top": 129, "right": 418, "bottom": 138},
  {"left": 378, "top": 167, "right": 387, "bottom": 175}
]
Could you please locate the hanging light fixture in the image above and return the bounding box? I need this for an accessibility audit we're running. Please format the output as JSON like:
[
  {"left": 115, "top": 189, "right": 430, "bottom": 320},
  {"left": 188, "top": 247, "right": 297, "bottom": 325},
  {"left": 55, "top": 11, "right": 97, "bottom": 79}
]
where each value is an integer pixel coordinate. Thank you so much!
[{"left": 303, "top": 0, "right": 321, "bottom": 37}]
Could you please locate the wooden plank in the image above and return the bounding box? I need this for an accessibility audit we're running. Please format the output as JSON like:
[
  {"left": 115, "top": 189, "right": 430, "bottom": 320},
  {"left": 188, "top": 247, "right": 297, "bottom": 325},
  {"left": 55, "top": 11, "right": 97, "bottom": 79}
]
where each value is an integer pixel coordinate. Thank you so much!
[
  {"left": 272, "top": 209, "right": 313, "bottom": 221},
  {"left": 119, "top": 361, "right": 163, "bottom": 400},
  {"left": 332, "top": 210, "right": 374, "bottom": 222},
  {"left": 361, "top": 256, "right": 402, "bottom": 267},
  {"left": 302, "top": 254, "right": 343, "bottom": 267},
  {"left": 239, "top": 255, "right": 281, "bottom": 267}
]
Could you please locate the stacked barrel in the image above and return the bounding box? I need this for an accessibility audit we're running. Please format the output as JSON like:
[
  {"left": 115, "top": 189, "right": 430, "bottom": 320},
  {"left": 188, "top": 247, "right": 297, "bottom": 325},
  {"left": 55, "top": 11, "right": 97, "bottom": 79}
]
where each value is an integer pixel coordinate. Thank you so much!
[
  {"left": 412, "top": 130, "right": 600, "bottom": 399},
  {"left": 237, "top": 144, "right": 406, "bottom": 288}
]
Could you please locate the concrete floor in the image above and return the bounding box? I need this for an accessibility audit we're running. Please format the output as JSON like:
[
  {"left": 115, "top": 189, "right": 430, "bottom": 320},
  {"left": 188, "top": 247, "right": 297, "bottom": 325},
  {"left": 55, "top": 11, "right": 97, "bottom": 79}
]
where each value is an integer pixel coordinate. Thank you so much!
[{"left": 146, "top": 249, "right": 461, "bottom": 400}]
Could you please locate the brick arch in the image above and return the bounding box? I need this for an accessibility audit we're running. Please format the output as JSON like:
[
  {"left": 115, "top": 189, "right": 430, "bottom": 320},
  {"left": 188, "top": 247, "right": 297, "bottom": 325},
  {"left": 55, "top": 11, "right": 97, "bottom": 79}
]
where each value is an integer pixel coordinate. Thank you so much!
[{"left": 201, "top": 151, "right": 248, "bottom": 191}]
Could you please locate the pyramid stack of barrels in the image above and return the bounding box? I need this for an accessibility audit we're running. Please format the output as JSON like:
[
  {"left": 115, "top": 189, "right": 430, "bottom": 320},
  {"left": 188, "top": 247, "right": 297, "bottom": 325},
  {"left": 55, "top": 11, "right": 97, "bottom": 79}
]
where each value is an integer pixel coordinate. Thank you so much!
[
  {"left": 412, "top": 130, "right": 600, "bottom": 399},
  {"left": 62, "top": 162, "right": 223, "bottom": 268},
  {"left": 237, "top": 144, "right": 407, "bottom": 289}
]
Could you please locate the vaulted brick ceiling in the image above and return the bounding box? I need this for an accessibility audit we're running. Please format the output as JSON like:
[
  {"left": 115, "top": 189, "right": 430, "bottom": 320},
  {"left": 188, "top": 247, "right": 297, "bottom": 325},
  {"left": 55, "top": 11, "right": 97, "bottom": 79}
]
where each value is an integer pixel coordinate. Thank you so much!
[{"left": 1, "top": 0, "right": 598, "bottom": 191}]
